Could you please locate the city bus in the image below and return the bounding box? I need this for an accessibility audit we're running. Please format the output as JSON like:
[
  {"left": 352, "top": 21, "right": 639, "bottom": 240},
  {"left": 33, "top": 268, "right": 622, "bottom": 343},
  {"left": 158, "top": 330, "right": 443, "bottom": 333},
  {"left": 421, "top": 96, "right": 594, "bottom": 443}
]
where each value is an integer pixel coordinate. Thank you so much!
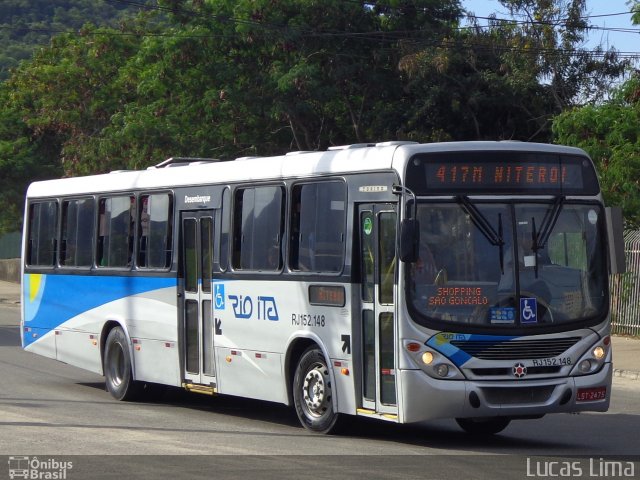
[{"left": 21, "top": 141, "right": 626, "bottom": 434}]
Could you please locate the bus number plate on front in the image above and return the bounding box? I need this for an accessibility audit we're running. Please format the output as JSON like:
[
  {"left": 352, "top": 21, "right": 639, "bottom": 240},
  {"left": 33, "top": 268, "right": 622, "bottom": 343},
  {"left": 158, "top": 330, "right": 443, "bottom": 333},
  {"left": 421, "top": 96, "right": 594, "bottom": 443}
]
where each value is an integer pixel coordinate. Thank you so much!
[
  {"left": 576, "top": 386, "right": 607, "bottom": 402},
  {"left": 531, "top": 357, "right": 572, "bottom": 367}
]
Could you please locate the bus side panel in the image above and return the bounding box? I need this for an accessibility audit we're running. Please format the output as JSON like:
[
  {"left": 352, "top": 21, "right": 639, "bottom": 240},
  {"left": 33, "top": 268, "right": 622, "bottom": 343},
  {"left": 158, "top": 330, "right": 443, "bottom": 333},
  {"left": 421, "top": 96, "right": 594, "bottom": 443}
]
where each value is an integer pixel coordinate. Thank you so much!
[
  {"left": 55, "top": 329, "right": 102, "bottom": 374},
  {"left": 132, "top": 338, "right": 181, "bottom": 386},
  {"left": 213, "top": 280, "right": 356, "bottom": 412},
  {"left": 23, "top": 273, "right": 57, "bottom": 359},
  {"left": 22, "top": 274, "right": 179, "bottom": 384},
  {"left": 56, "top": 286, "right": 180, "bottom": 381},
  {"left": 216, "top": 348, "right": 286, "bottom": 403},
  {"left": 23, "top": 329, "right": 57, "bottom": 360},
  {"left": 125, "top": 287, "right": 181, "bottom": 386}
]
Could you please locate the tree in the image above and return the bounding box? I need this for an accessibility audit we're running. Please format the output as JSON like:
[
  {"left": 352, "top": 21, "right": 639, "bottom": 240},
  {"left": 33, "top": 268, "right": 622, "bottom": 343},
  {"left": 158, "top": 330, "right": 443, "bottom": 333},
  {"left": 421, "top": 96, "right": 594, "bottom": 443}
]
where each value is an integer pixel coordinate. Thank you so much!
[
  {"left": 2, "top": 24, "right": 144, "bottom": 176},
  {"left": 552, "top": 0, "right": 640, "bottom": 227},
  {"left": 145, "top": 0, "right": 464, "bottom": 152},
  {"left": 553, "top": 75, "right": 640, "bottom": 228},
  {"left": 632, "top": 0, "right": 640, "bottom": 25},
  {"left": 494, "top": 0, "right": 629, "bottom": 106},
  {"left": 0, "top": 87, "right": 61, "bottom": 234},
  {"left": 0, "top": 0, "right": 142, "bottom": 81},
  {"left": 0, "top": 22, "right": 146, "bottom": 233},
  {"left": 399, "top": 0, "right": 629, "bottom": 141}
]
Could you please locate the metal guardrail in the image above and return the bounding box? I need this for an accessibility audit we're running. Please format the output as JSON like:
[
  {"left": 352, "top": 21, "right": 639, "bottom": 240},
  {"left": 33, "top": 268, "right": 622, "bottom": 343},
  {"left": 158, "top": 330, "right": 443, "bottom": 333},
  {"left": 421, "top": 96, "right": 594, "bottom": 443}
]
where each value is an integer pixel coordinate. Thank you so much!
[{"left": 611, "top": 230, "right": 640, "bottom": 336}]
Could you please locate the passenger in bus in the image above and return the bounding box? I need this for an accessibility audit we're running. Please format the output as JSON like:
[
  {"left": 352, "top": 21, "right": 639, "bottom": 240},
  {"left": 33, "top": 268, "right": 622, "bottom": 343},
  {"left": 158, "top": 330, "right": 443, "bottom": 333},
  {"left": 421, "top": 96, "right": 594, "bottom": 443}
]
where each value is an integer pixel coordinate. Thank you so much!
[
  {"left": 266, "top": 245, "right": 281, "bottom": 270},
  {"left": 413, "top": 238, "right": 438, "bottom": 285}
]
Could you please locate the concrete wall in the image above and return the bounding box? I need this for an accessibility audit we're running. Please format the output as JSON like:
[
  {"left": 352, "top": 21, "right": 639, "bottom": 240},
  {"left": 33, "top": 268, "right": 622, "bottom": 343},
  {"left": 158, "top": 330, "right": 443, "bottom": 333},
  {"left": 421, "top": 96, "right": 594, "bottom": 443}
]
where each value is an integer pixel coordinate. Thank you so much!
[{"left": 0, "top": 259, "right": 20, "bottom": 283}]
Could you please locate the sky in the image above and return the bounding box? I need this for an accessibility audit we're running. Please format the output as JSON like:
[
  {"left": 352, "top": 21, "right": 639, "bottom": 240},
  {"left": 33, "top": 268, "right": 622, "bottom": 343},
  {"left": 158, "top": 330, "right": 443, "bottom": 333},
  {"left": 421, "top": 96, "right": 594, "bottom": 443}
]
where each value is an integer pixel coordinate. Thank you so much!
[{"left": 462, "top": 0, "right": 639, "bottom": 55}]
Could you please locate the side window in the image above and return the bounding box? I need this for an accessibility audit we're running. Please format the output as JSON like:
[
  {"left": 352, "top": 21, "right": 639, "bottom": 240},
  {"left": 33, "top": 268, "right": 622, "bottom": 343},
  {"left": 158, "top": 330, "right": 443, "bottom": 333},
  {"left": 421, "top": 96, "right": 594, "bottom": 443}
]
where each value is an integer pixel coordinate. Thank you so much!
[
  {"left": 138, "top": 193, "right": 173, "bottom": 269},
  {"left": 290, "top": 181, "right": 346, "bottom": 272},
  {"left": 60, "top": 198, "right": 95, "bottom": 267},
  {"left": 27, "top": 201, "right": 58, "bottom": 267},
  {"left": 97, "top": 195, "right": 135, "bottom": 268},
  {"left": 232, "top": 186, "right": 284, "bottom": 271}
]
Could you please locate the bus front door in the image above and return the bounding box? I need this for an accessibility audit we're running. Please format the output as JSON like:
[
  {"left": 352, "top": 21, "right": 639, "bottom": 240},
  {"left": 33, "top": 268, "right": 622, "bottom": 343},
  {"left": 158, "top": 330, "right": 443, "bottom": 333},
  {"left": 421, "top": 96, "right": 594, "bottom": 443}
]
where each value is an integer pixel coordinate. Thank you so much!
[
  {"left": 358, "top": 204, "right": 397, "bottom": 416},
  {"left": 180, "top": 211, "right": 217, "bottom": 389}
]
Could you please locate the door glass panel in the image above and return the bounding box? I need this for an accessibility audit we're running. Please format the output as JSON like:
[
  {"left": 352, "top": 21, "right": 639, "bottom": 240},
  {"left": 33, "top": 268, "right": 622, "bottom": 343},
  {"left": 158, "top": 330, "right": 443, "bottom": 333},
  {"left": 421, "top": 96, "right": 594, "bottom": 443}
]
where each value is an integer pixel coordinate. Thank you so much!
[
  {"left": 220, "top": 188, "right": 230, "bottom": 271},
  {"left": 360, "top": 211, "right": 374, "bottom": 302},
  {"left": 183, "top": 219, "right": 198, "bottom": 293},
  {"left": 379, "top": 312, "right": 396, "bottom": 405},
  {"left": 202, "top": 299, "right": 214, "bottom": 376},
  {"left": 185, "top": 299, "right": 199, "bottom": 374},
  {"left": 362, "top": 309, "right": 375, "bottom": 402},
  {"left": 201, "top": 217, "right": 213, "bottom": 293},
  {"left": 378, "top": 212, "right": 396, "bottom": 305}
]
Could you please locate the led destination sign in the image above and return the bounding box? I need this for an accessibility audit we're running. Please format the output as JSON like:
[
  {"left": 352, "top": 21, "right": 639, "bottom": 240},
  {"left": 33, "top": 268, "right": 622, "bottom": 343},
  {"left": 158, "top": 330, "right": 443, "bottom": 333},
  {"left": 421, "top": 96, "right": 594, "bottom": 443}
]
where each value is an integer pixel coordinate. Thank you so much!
[
  {"left": 430, "top": 163, "right": 573, "bottom": 188},
  {"left": 406, "top": 151, "right": 599, "bottom": 195}
]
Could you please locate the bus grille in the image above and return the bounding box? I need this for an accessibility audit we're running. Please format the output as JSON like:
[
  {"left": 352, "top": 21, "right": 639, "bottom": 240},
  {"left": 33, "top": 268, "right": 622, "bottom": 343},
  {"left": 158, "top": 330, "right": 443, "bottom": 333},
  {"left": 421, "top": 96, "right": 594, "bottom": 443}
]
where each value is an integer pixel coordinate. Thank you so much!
[
  {"left": 481, "top": 386, "right": 556, "bottom": 405},
  {"left": 471, "top": 366, "right": 562, "bottom": 377},
  {"left": 450, "top": 337, "right": 580, "bottom": 360}
]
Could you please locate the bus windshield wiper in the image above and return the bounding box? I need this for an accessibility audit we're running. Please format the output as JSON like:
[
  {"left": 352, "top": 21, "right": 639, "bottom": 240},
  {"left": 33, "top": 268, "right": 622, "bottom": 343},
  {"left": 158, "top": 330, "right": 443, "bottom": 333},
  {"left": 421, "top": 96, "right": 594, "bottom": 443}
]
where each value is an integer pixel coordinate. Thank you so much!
[
  {"left": 531, "top": 195, "right": 564, "bottom": 277},
  {"left": 533, "top": 195, "right": 565, "bottom": 252},
  {"left": 457, "top": 196, "right": 505, "bottom": 272}
]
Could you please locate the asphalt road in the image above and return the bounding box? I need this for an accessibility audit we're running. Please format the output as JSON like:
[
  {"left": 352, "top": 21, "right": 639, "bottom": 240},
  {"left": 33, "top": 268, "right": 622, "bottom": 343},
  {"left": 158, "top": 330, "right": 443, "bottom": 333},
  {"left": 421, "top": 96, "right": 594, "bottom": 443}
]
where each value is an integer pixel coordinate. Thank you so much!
[{"left": 1, "top": 303, "right": 639, "bottom": 479}]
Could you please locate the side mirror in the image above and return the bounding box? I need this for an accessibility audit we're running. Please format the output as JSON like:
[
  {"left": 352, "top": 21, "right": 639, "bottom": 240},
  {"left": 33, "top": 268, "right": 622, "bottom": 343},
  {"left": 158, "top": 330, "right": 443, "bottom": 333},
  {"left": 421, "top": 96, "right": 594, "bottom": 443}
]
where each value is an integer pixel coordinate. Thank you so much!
[{"left": 399, "top": 219, "right": 419, "bottom": 263}]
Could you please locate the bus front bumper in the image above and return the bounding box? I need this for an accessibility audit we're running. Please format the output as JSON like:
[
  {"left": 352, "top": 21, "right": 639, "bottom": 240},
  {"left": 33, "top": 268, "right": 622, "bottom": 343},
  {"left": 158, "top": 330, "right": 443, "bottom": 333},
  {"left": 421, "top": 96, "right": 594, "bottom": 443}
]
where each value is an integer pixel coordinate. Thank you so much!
[{"left": 398, "top": 362, "right": 612, "bottom": 424}]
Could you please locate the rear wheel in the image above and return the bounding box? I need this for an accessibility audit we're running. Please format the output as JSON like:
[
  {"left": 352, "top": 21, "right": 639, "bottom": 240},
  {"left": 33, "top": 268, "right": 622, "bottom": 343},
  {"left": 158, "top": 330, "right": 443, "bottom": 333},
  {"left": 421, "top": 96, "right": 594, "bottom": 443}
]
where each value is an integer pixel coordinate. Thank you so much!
[
  {"left": 293, "top": 347, "right": 341, "bottom": 434},
  {"left": 456, "top": 417, "right": 511, "bottom": 435},
  {"left": 103, "top": 326, "right": 143, "bottom": 401}
]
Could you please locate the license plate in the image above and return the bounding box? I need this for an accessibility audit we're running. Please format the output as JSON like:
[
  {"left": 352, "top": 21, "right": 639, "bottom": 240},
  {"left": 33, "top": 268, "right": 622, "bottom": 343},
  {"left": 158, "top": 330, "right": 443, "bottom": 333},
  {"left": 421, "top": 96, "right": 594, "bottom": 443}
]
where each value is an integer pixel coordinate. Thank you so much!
[{"left": 576, "top": 386, "right": 607, "bottom": 402}]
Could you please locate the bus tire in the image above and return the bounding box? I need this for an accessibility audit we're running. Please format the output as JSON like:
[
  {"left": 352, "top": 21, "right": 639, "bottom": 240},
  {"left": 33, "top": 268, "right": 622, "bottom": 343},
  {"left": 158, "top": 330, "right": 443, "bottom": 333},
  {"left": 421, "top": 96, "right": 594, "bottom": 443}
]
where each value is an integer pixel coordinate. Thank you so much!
[
  {"left": 293, "top": 347, "right": 341, "bottom": 434},
  {"left": 103, "top": 326, "right": 143, "bottom": 401},
  {"left": 455, "top": 417, "right": 511, "bottom": 435}
]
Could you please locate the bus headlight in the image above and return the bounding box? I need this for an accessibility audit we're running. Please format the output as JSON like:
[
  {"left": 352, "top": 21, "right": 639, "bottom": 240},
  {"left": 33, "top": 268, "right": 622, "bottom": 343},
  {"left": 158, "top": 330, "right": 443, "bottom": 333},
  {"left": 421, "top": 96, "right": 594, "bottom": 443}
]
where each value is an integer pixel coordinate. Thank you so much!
[
  {"left": 571, "top": 336, "right": 610, "bottom": 376},
  {"left": 578, "top": 360, "right": 592, "bottom": 373},
  {"left": 435, "top": 364, "right": 449, "bottom": 378},
  {"left": 421, "top": 351, "right": 434, "bottom": 365},
  {"left": 403, "top": 339, "right": 464, "bottom": 380}
]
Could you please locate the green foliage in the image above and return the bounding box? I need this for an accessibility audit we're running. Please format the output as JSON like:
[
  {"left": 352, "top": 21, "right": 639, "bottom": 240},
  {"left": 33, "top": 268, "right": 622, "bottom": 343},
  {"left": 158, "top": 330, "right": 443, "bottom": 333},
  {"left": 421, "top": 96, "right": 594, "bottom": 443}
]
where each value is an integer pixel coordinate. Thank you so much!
[
  {"left": 0, "top": 0, "right": 141, "bottom": 81},
  {"left": 632, "top": 0, "right": 640, "bottom": 25},
  {"left": 553, "top": 76, "right": 640, "bottom": 227},
  {"left": 402, "top": 0, "right": 629, "bottom": 141},
  {"left": 0, "top": 86, "right": 61, "bottom": 233}
]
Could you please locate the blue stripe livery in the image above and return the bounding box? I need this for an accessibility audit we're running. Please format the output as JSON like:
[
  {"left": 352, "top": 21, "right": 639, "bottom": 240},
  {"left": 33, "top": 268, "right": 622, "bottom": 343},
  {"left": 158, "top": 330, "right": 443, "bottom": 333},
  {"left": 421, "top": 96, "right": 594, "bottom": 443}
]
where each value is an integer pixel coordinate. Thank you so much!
[{"left": 23, "top": 274, "right": 176, "bottom": 348}]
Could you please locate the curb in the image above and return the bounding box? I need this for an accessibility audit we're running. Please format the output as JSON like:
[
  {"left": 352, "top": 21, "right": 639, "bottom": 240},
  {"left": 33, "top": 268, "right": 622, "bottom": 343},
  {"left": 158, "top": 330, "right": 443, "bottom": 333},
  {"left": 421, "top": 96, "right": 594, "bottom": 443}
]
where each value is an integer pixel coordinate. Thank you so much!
[{"left": 613, "top": 369, "right": 640, "bottom": 381}]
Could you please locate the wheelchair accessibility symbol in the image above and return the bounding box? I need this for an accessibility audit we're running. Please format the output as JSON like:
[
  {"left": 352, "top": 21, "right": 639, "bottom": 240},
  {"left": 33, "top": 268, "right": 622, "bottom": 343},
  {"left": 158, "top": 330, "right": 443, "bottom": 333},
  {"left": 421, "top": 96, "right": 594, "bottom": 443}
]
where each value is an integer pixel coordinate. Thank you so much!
[
  {"left": 520, "top": 298, "right": 538, "bottom": 324},
  {"left": 214, "top": 283, "right": 225, "bottom": 310}
]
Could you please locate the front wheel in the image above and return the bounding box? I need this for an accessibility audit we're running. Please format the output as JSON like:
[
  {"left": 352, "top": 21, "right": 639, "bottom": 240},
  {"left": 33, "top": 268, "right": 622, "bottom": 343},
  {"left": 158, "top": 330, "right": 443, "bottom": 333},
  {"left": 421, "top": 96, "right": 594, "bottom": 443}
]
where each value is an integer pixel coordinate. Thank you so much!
[
  {"left": 293, "top": 347, "right": 341, "bottom": 434},
  {"left": 456, "top": 417, "right": 511, "bottom": 435},
  {"left": 103, "top": 326, "right": 143, "bottom": 401}
]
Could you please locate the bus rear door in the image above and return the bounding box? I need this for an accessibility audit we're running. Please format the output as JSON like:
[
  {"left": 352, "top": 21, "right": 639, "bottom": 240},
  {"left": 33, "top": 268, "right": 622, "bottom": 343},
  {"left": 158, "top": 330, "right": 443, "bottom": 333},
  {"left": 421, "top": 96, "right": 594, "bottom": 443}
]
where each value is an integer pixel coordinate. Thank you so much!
[{"left": 180, "top": 210, "right": 217, "bottom": 390}]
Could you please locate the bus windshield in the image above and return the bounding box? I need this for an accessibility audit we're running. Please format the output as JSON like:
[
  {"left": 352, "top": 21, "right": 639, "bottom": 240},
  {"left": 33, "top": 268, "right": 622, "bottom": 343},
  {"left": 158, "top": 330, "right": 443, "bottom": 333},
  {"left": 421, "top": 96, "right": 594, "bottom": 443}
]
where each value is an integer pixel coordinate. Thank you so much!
[{"left": 407, "top": 200, "right": 608, "bottom": 330}]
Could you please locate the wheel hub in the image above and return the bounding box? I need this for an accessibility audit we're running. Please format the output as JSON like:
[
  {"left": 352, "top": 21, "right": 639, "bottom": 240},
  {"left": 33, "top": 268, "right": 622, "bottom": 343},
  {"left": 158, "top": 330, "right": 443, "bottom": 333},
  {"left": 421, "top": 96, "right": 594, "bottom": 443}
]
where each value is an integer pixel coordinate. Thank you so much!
[{"left": 302, "top": 365, "right": 331, "bottom": 417}]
